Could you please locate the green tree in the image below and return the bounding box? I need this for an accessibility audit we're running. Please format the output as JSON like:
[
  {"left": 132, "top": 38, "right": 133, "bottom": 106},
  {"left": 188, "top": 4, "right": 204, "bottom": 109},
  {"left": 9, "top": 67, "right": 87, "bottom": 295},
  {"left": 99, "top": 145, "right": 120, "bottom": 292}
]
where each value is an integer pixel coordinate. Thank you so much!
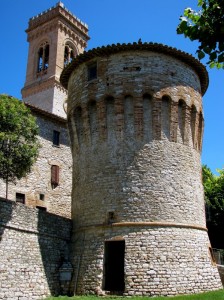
[
  {"left": 177, "top": 0, "right": 224, "bottom": 68},
  {"left": 202, "top": 165, "right": 224, "bottom": 248},
  {"left": 0, "top": 94, "right": 39, "bottom": 199}
]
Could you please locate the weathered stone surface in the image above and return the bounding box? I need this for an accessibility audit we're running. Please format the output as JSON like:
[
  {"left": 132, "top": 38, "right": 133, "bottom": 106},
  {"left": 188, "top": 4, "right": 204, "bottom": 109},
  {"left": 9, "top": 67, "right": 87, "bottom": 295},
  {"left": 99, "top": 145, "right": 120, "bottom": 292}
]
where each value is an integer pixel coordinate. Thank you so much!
[
  {"left": 0, "top": 111, "right": 72, "bottom": 218},
  {"left": 0, "top": 198, "right": 72, "bottom": 299}
]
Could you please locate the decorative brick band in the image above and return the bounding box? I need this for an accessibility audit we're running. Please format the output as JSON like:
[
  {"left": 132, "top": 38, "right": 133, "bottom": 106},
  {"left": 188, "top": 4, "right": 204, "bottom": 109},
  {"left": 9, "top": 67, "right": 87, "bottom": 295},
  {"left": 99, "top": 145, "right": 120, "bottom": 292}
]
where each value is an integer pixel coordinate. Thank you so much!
[{"left": 73, "top": 221, "right": 208, "bottom": 233}]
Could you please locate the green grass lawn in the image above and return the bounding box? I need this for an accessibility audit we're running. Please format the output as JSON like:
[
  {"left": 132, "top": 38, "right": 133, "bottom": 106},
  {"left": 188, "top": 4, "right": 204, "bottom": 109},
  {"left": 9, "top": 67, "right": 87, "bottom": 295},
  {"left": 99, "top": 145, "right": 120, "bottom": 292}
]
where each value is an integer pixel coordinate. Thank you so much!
[{"left": 45, "top": 289, "right": 224, "bottom": 300}]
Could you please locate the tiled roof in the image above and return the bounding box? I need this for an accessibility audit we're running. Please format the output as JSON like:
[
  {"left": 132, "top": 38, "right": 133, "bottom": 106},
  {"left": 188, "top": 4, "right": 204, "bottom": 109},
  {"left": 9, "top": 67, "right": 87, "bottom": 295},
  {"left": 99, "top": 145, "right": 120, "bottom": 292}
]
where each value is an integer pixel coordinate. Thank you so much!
[
  {"left": 60, "top": 41, "right": 209, "bottom": 95},
  {"left": 25, "top": 102, "right": 67, "bottom": 123}
]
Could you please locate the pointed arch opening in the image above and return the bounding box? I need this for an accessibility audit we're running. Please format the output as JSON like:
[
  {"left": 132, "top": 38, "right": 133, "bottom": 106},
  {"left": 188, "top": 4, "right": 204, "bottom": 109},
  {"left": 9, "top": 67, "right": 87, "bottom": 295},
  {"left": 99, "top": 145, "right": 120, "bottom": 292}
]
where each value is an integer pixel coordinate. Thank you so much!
[{"left": 64, "top": 42, "right": 77, "bottom": 67}]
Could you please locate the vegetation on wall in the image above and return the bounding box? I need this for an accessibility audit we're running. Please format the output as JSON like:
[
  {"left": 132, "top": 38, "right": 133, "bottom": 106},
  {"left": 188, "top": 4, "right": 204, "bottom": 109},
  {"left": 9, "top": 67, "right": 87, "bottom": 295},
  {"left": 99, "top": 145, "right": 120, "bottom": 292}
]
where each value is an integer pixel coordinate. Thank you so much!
[
  {"left": 177, "top": 0, "right": 224, "bottom": 69},
  {"left": 0, "top": 94, "right": 39, "bottom": 199},
  {"left": 202, "top": 164, "right": 224, "bottom": 248}
]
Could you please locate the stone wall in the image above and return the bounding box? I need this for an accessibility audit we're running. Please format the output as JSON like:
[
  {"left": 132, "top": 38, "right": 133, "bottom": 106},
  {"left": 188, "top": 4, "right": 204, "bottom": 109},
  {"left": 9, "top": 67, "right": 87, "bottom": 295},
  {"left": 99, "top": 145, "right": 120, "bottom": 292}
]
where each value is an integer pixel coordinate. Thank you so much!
[
  {"left": 71, "top": 226, "right": 221, "bottom": 296},
  {"left": 0, "top": 198, "right": 72, "bottom": 300},
  {"left": 63, "top": 43, "right": 223, "bottom": 295},
  {"left": 0, "top": 110, "right": 72, "bottom": 218}
]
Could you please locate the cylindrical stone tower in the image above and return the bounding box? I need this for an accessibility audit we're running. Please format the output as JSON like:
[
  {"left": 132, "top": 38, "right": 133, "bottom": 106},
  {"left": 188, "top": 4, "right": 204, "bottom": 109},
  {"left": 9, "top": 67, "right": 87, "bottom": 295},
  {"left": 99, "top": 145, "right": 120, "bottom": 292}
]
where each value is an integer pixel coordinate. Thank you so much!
[{"left": 60, "top": 42, "right": 222, "bottom": 296}]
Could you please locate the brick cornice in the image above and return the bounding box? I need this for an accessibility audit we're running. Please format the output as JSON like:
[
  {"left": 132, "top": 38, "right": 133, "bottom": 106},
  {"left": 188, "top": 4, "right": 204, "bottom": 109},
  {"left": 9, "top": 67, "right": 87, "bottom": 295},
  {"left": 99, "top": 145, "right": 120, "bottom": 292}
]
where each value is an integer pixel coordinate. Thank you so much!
[{"left": 21, "top": 77, "right": 67, "bottom": 99}]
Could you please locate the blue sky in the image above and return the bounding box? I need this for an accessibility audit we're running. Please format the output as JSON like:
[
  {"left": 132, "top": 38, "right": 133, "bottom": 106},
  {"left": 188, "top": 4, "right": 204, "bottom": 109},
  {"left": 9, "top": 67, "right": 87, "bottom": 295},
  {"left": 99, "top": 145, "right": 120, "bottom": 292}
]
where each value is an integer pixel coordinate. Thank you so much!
[{"left": 1, "top": 0, "right": 224, "bottom": 173}]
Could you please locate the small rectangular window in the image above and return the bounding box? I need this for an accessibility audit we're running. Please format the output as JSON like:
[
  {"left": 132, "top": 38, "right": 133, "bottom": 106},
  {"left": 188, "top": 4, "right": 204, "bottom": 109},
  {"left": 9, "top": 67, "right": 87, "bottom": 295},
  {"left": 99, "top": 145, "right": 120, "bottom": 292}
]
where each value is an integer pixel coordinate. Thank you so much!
[
  {"left": 16, "top": 193, "right": 25, "bottom": 204},
  {"left": 53, "top": 130, "right": 60, "bottom": 146},
  {"left": 51, "top": 165, "right": 59, "bottom": 188},
  {"left": 39, "top": 193, "right": 45, "bottom": 201},
  {"left": 88, "top": 62, "right": 97, "bottom": 81}
]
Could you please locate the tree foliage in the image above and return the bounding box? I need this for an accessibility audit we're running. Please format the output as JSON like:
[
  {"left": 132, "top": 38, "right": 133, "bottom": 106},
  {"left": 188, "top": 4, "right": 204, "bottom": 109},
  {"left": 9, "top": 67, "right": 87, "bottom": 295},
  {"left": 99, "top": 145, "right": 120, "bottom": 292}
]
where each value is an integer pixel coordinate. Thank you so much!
[
  {"left": 202, "top": 165, "right": 224, "bottom": 248},
  {"left": 0, "top": 94, "right": 39, "bottom": 199},
  {"left": 177, "top": 0, "right": 224, "bottom": 69}
]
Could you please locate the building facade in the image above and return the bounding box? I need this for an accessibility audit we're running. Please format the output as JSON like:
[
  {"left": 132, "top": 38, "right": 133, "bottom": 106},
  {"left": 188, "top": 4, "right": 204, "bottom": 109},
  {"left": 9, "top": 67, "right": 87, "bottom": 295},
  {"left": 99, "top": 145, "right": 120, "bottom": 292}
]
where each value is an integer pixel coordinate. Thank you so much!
[{"left": 61, "top": 42, "right": 223, "bottom": 296}]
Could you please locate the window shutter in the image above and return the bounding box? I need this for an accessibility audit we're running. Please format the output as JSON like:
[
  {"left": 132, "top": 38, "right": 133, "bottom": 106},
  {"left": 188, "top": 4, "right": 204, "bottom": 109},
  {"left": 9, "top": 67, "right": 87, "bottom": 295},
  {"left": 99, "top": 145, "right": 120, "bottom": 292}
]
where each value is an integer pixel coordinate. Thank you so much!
[{"left": 51, "top": 165, "right": 59, "bottom": 186}]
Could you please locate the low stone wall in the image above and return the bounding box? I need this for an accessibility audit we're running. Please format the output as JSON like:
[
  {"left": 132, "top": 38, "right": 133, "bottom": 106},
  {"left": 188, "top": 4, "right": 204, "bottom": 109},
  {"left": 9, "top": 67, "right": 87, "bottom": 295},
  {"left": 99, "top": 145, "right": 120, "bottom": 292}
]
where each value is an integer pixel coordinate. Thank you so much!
[
  {"left": 217, "top": 265, "right": 224, "bottom": 286},
  {"left": 0, "top": 198, "right": 72, "bottom": 300}
]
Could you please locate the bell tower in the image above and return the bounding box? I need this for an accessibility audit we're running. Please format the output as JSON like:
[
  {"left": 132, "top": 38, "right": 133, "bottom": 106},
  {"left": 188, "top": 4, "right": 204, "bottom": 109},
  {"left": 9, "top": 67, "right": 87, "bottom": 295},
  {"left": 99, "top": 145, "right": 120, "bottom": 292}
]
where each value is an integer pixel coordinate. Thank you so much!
[{"left": 21, "top": 2, "right": 89, "bottom": 117}]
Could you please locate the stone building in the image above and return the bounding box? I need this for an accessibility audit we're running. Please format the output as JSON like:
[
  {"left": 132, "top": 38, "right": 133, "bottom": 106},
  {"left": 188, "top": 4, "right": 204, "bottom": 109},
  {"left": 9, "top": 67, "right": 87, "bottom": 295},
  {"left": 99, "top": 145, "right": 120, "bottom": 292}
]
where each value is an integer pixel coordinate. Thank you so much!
[
  {"left": 0, "top": 2, "right": 89, "bottom": 218},
  {"left": 60, "top": 42, "right": 223, "bottom": 295},
  {"left": 0, "top": 2, "right": 223, "bottom": 299}
]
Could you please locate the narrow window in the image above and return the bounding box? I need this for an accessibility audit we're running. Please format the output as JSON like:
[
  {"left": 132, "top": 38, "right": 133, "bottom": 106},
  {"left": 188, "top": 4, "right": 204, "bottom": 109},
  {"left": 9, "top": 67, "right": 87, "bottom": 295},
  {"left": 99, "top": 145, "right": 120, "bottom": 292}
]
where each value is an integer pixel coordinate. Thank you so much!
[
  {"left": 37, "top": 47, "right": 43, "bottom": 73},
  {"left": 64, "top": 46, "right": 69, "bottom": 66},
  {"left": 88, "top": 62, "right": 97, "bottom": 81},
  {"left": 37, "top": 42, "right": 50, "bottom": 75},
  {"left": 16, "top": 193, "right": 25, "bottom": 204},
  {"left": 53, "top": 130, "right": 60, "bottom": 146},
  {"left": 64, "top": 43, "right": 76, "bottom": 67},
  {"left": 51, "top": 165, "right": 59, "bottom": 188},
  {"left": 44, "top": 44, "right": 49, "bottom": 70}
]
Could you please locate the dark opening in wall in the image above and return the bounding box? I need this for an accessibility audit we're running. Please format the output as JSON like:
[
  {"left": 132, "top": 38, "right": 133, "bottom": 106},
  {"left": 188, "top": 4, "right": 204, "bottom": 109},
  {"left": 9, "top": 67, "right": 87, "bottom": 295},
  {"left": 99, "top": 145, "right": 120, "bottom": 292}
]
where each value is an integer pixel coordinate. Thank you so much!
[
  {"left": 39, "top": 194, "right": 45, "bottom": 201},
  {"left": 16, "top": 193, "right": 25, "bottom": 204},
  {"left": 88, "top": 62, "right": 97, "bottom": 81},
  {"left": 103, "top": 240, "right": 125, "bottom": 293},
  {"left": 53, "top": 130, "right": 60, "bottom": 146}
]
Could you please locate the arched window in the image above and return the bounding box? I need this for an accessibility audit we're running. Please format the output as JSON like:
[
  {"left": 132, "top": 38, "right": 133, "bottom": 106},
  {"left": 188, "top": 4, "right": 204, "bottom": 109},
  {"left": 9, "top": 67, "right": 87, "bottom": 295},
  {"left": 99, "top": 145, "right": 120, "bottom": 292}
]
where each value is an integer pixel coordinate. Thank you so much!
[
  {"left": 64, "top": 43, "right": 76, "bottom": 67},
  {"left": 37, "top": 41, "right": 50, "bottom": 75}
]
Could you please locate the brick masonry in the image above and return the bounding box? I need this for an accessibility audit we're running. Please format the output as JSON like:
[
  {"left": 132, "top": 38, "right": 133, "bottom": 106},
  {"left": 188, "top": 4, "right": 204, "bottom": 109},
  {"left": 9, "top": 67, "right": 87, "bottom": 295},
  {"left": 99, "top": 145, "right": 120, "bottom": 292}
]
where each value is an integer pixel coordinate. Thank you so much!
[{"left": 62, "top": 44, "right": 223, "bottom": 295}]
